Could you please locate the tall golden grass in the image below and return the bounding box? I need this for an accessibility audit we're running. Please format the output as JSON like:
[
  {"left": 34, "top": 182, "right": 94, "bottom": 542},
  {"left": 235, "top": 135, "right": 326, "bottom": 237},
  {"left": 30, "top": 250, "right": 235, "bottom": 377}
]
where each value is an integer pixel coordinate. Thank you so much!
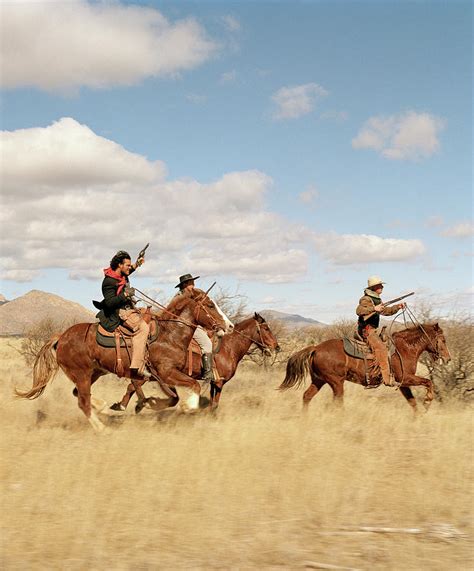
[{"left": 1, "top": 338, "right": 473, "bottom": 570}]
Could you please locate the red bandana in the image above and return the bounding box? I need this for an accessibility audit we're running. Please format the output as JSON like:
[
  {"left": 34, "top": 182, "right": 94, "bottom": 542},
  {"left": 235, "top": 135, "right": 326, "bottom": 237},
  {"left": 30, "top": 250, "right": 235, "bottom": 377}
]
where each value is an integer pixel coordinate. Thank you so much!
[{"left": 103, "top": 267, "right": 127, "bottom": 295}]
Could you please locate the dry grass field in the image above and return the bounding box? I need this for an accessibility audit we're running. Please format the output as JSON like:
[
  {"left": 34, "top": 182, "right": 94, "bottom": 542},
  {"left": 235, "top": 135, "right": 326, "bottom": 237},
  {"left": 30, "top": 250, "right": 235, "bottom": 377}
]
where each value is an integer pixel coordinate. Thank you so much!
[{"left": 1, "top": 337, "right": 473, "bottom": 570}]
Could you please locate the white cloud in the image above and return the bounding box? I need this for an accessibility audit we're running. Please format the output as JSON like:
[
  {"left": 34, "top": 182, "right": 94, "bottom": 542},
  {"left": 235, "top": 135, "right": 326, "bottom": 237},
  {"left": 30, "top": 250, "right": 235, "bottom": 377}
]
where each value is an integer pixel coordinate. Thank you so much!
[
  {"left": 1, "top": 118, "right": 308, "bottom": 285},
  {"left": 441, "top": 222, "right": 474, "bottom": 238},
  {"left": 314, "top": 233, "right": 425, "bottom": 265},
  {"left": 1, "top": 1, "right": 217, "bottom": 91},
  {"left": 222, "top": 15, "right": 241, "bottom": 32},
  {"left": 298, "top": 184, "right": 319, "bottom": 205},
  {"left": 220, "top": 70, "right": 237, "bottom": 84},
  {"left": 1, "top": 118, "right": 166, "bottom": 195},
  {"left": 352, "top": 111, "right": 445, "bottom": 161},
  {"left": 271, "top": 83, "right": 328, "bottom": 120}
]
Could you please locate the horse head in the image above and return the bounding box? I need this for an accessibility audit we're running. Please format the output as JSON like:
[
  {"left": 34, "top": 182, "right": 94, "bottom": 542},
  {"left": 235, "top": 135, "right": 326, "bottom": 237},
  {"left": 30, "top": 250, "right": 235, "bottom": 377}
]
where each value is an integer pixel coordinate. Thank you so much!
[
  {"left": 424, "top": 323, "right": 451, "bottom": 364},
  {"left": 179, "top": 288, "right": 227, "bottom": 335},
  {"left": 253, "top": 312, "right": 281, "bottom": 355}
]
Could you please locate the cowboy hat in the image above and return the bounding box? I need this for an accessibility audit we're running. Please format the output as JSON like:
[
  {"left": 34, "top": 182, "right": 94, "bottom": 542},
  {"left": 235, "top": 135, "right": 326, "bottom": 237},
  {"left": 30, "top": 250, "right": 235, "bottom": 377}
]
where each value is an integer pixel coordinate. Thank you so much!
[
  {"left": 175, "top": 273, "right": 200, "bottom": 288},
  {"left": 367, "top": 275, "right": 386, "bottom": 288}
]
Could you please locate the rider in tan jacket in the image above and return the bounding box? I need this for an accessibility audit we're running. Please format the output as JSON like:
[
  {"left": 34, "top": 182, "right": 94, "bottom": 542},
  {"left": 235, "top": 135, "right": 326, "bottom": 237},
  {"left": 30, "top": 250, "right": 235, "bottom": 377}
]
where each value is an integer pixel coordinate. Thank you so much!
[{"left": 356, "top": 276, "right": 405, "bottom": 386}]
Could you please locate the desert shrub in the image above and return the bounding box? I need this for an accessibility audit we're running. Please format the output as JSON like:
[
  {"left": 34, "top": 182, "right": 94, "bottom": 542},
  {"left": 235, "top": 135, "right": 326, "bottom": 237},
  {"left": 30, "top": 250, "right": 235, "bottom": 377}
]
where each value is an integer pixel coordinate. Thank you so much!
[
  {"left": 423, "top": 318, "right": 474, "bottom": 403},
  {"left": 19, "top": 318, "right": 79, "bottom": 366}
]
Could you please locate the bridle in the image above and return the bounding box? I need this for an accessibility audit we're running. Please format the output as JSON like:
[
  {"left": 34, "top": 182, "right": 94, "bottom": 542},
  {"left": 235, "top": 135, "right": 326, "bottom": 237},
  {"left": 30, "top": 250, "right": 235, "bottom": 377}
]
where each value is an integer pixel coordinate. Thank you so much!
[
  {"left": 233, "top": 318, "right": 273, "bottom": 352},
  {"left": 192, "top": 292, "right": 225, "bottom": 332},
  {"left": 399, "top": 304, "right": 444, "bottom": 358}
]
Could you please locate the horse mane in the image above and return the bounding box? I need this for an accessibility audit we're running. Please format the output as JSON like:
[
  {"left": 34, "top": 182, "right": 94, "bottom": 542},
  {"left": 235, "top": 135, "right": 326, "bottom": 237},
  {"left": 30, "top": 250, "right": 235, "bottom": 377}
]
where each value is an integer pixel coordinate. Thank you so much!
[{"left": 392, "top": 323, "right": 437, "bottom": 342}]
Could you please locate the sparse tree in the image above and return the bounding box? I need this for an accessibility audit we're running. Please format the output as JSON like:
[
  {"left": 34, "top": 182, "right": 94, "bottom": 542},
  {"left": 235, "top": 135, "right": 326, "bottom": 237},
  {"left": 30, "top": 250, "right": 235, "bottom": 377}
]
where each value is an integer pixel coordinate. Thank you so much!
[{"left": 19, "top": 318, "right": 79, "bottom": 366}]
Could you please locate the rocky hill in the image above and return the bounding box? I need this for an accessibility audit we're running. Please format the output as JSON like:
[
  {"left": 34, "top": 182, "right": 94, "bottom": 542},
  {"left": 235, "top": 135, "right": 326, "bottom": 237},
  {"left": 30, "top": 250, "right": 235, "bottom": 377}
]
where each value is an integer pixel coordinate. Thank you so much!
[
  {"left": 259, "top": 309, "right": 325, "bottom": 329},
  {"left": 0, "top": 290, "right": 95, "bottom": 336}
]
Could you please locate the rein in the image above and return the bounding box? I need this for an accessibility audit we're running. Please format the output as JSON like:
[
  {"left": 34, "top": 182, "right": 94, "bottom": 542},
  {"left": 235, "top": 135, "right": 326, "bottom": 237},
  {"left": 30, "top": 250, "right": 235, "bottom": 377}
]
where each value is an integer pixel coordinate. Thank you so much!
[
  {"left": 134, "top": 287, "right": 223, "bottom": 332},
  {"left": 232, "top": 319, "right": 269, "bottom": 350}
]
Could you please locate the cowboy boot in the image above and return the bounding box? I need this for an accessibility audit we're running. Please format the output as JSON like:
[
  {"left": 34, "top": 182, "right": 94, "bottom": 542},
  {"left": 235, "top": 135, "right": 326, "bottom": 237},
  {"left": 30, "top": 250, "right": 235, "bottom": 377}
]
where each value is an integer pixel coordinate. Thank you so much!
[{"left": 201, "top": 353, "right": 215, "bottom": 383}]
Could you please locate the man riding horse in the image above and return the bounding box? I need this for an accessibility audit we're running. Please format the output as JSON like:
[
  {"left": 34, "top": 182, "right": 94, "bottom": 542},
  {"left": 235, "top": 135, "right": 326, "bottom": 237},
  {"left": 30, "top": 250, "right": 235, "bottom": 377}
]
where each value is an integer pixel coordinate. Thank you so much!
[
  {"left": 356, "top": 275, "right": 406, "bottom": 386},
  {"left": 174, "top": 273, "right": 233, "bottom": 383},
  {"left": 94, "top": 250, "right": 151, "bottom": 378}
]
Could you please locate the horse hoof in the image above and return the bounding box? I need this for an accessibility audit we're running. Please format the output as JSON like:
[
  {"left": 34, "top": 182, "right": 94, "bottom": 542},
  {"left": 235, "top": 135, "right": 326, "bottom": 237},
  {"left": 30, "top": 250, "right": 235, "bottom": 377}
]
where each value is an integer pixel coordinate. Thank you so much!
[
  {"left": 110, "top": 403, "right": 126, "bottom": 412},
  {"left": 135, "top": 400, "right": 146, "bottom": 414}
]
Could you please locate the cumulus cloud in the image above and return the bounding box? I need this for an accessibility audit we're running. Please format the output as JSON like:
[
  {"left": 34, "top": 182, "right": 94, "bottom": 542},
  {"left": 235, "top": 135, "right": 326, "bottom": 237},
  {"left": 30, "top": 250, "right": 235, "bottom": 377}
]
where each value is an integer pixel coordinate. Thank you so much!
[
  {"left": 1, "top": 1, "right": 217, "bottom": 91},
  {"left": 352, "top": 111, "right": 445, "bottom": 161},
  {"left": 1, "top": 118, "right": 308, "bottom": 284},
  {"left": 441, "top": 222, "right": 474, "bottom": 238},
  {"left": 271, "top": 83, "right": 328, "bottom": 120},
  {"left": 314, "top": 233, "right": 425, "bottom": 265},
  {"left": 1, "top": 118, "right": 166, "bottom": 195}
]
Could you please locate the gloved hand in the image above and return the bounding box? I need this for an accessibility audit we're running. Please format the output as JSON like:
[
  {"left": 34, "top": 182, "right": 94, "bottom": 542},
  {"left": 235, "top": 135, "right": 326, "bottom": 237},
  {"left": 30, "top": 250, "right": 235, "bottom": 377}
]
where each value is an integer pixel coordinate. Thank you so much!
[{"left": 124, "top": 285, "right": 135, "bottom": 298}]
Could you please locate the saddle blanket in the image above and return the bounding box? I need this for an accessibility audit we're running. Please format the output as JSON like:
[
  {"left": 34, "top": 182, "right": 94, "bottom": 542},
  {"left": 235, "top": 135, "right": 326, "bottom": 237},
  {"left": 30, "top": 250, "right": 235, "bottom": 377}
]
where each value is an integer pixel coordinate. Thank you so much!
[{"left": 96, "top": 323, "right": 159, "bottom": 348}]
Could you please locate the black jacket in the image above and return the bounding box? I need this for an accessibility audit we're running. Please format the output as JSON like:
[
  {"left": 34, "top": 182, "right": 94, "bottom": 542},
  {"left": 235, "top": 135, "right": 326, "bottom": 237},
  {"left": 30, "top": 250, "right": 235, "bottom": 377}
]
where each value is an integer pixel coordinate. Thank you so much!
[{"left": 94, "top": 275, "right": 132, "bottom": 332}]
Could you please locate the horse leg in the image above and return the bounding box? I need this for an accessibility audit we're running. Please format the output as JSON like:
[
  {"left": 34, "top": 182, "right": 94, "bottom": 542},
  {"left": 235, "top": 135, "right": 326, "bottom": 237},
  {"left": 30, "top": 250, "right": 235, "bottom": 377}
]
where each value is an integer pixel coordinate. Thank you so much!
[
  {"left": 399, "top": 386, "right": 419, "bottom": 415},
  {"left": 403, "top": 374, "right": 435, "bottom": 411},
  {"left": 73, "top": 372, "right": 106, "bottom": 432},
  {"left": 110, "top": 381, "right": 136, "bottom": 412},
  {"left": 329, "top": 380, "right": 344, "bottom": 407},
  {"left": 303, "top": 377, "right": 326, "bottom": 410},
  {"left": 209, "top": 379, "right": 224, "bottom": 411}
]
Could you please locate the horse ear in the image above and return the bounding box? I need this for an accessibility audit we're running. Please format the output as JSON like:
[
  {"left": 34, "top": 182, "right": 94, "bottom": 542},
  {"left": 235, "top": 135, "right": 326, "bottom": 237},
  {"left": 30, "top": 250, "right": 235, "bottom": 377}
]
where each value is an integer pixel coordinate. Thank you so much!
[
  {"left": 254, "top": 312, "right": 264, "bottom": 322},
  {"left": 434, "top": 322, "right": 440, "bottom": 330}
]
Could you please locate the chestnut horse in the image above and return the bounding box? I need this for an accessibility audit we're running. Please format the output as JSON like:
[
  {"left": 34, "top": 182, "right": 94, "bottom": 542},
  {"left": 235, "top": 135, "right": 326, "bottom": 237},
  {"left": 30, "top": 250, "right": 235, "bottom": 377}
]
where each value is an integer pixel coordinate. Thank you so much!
[
  {"left": 279, "top": 323, "right": 451, "bottom": 413},
  {"left": 117, "top": 312, "right": 281, "bottom": 412},
  {"left": 16, "top": 288, "right": 227, "bottom": 431}
]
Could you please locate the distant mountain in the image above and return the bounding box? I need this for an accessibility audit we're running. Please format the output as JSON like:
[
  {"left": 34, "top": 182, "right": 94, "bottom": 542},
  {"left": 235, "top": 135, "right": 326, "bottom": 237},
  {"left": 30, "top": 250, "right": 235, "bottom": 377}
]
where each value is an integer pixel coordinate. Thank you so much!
[
  {"left": 0, "top": 294, "right": 8, "bottom": 306},
  {"left": 259, "top": 309, "right": 325, "bottom": 329},
  {"left": 0, "top": 290, "right": 95, "bottom": 336}
]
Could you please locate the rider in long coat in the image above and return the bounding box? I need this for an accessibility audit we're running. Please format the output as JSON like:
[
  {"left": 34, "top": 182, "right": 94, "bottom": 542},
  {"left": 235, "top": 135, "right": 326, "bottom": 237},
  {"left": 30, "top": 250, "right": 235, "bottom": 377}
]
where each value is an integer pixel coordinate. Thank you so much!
[
  {"left": 94, "top": 250, "right": 150, "bottom": 378},
  {"left": 356, "top": 275, "right": 405, "bottom": 386}
]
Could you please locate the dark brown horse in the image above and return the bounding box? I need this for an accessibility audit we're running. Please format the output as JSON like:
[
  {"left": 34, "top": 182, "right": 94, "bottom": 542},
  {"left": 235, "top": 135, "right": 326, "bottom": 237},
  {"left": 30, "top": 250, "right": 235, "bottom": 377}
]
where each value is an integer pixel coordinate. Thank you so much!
[
  {"left": 123, "top": 312, "right": 280, "bottom": 412},
  {"left": 279, "top": 323, "right": 451, "bottom": 413},
  {"left": 16, "top": 288, "right": 227, "bottom": 431}
]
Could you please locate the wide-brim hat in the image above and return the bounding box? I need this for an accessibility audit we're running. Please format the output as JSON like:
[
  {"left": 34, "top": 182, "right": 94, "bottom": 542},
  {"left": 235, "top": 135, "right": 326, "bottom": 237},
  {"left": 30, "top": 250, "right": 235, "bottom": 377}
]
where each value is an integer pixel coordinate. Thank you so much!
[
  {"left": 175, "top": 273, "right": 200, "bottom": 288},
  {"left": 367, "top": 275, "right": 386, "bottom": 288}
]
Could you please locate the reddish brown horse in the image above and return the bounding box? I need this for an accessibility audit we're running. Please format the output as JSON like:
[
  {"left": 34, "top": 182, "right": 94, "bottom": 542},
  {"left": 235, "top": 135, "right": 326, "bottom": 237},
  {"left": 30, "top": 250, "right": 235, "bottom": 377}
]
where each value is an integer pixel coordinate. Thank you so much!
[
  {"left": 16, "top": 288, "right": 227, "bottom": 431},
  {"left": 279, "top": 323, "right": 451, "bottom": 413},
  {"left": 119, "top": 312, "right": 280, "bottom": 412}
]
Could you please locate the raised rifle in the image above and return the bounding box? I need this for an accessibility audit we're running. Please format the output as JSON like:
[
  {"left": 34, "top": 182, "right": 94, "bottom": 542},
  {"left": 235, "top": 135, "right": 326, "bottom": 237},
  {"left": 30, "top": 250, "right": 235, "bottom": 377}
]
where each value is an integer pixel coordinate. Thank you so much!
[{"left": 363, "top": 291, "right": 415, "bottom": 321}]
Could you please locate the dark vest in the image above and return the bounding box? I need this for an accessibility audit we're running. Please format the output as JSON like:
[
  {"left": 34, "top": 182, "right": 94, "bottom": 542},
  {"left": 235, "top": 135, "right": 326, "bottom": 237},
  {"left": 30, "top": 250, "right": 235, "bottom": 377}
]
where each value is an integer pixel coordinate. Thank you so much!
[{"left": 357, "top": 292, "right": 381, "bottom": 333}]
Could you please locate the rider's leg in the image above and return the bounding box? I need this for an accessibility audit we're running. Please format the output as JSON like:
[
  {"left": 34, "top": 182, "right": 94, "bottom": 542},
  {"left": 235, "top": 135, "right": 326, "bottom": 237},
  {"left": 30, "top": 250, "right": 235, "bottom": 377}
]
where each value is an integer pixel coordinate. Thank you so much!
[
  {"left": 365, "top": 329, "right": 393, "bottom": 386},
  {"left": 193, "top": 327, "right": 214, "bottom": 382},
  {"left": 130, "top": 319, "right": 151, "bottom": 377}
]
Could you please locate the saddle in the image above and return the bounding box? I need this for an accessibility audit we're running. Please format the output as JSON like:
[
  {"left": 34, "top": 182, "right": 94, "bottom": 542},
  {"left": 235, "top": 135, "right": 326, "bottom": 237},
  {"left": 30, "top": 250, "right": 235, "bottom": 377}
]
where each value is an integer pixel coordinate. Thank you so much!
[
  {"left": 342, "top": 327, "right": 396, "bottom": 388},
  {"left": 96, "top": 311, "right": 159, "bottom": 377},
  {"left": 343, "top": 326, "right": 393, "bottom": 360}
]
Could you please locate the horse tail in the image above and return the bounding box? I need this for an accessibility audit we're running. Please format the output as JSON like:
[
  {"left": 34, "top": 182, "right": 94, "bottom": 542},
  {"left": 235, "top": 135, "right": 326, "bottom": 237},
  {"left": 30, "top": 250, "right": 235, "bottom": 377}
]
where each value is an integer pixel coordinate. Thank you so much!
[
  {"left": 16, "top": 336, "right": 60, "bottom": 399},
  {"left": 279, "top": 346, "right": 316, "bottom": 391}
]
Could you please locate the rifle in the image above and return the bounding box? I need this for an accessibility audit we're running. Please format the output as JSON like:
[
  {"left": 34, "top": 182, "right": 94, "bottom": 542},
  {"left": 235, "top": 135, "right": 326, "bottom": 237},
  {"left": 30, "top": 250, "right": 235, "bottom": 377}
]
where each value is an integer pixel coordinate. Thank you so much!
[
  {"left": 135, "top": 243, "right": 149, "bottom": 267},
  {"left": 362, "top": 291, "right": 415, "bottom": 321}
]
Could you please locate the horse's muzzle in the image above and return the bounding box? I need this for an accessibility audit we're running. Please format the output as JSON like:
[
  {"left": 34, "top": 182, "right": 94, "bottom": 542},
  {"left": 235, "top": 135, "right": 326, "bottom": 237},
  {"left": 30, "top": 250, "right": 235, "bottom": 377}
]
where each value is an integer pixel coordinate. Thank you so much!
[{"left": 216, "top": 328, "right": 225, "bottom": 338}]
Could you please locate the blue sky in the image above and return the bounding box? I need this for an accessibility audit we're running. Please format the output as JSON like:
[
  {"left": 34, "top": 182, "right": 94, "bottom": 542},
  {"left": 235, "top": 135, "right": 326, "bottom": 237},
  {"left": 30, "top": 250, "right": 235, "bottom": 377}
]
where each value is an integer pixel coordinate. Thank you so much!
[{"left": 0, "top": 0, "right": 472, "bottom": 322}]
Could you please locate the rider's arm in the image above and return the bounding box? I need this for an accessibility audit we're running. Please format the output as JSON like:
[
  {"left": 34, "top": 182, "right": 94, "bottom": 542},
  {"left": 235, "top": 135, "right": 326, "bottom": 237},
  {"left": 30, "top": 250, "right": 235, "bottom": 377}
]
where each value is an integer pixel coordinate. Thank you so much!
[
  {"left": 380, "top": 304, "right": 403, "bottom": 316},
  {"left": 356, "top": 296, "right": 374, "bottom": 317},
  {"left": 102, "top": 278, "right": 128, "bottom": 310}
]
